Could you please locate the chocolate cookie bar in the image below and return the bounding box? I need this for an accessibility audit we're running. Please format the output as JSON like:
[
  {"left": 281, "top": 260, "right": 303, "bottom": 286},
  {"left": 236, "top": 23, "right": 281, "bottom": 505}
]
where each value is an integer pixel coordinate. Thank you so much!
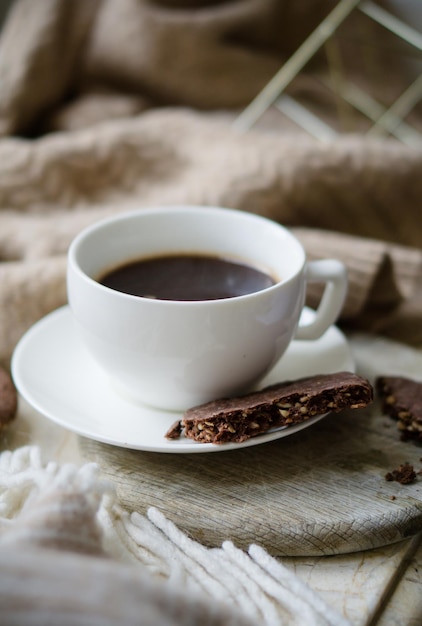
[
  {"left": 376, "top": 376, "right": 422, "bottom": 441},
  {"left": 166, "top": 371, "right": 373, "bottom": 444},
  {"left": 0, "top": 367, "right": 17, "bottom": 428}
]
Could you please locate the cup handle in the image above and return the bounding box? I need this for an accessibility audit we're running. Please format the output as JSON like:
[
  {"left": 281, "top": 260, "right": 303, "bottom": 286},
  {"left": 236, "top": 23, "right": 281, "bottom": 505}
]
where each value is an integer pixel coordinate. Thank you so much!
[{"left": 295, "top": 259, "right": 348, "bottom": 340}]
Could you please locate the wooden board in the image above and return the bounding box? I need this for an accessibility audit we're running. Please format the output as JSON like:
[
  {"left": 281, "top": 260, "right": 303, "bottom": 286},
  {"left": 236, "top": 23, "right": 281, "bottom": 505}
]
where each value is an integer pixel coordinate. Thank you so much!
[{"left": 80, "top": 402, "right": 422, "bottom": 557}]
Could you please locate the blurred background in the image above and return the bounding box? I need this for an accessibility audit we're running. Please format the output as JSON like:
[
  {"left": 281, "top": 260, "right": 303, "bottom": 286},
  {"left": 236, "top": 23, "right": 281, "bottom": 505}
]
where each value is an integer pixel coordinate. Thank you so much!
[
  {"left": 233, "top": 0, "right": 422, "bottom": 144},
  {"left": 0, "top": 0, "right": 420, "bottom": 143}
]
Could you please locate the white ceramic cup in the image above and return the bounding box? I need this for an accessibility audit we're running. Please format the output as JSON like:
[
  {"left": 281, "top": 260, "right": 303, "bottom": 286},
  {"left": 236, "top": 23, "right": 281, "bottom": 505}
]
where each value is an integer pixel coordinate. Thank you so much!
[{"left": 67, "top": 206, "right": 347, "bottom": 411}]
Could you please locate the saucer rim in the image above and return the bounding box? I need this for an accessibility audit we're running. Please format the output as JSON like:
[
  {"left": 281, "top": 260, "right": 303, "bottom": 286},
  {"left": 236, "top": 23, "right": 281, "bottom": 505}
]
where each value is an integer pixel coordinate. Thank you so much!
[{"left": 11, "top": 306, "right": 355, "bottom": 454}]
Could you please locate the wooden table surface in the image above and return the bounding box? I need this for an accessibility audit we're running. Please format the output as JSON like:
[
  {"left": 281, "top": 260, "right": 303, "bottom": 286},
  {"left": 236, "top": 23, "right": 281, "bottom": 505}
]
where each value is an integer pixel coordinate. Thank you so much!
[{"left": 2, "top": 333, "right": 422, "bottom": 626}]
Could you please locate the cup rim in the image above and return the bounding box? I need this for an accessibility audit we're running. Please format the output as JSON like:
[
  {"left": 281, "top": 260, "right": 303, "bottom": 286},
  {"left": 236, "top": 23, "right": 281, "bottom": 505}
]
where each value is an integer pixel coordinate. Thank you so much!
[{"left": 67, "top": 205, "right": 307, "bottom": 306}]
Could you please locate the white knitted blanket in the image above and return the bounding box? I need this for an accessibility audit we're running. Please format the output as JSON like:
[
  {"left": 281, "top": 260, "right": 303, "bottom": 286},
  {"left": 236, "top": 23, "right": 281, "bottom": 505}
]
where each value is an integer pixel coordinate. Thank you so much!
[{"left": 0, "top": 445, "right": 350, "bottom": 626}]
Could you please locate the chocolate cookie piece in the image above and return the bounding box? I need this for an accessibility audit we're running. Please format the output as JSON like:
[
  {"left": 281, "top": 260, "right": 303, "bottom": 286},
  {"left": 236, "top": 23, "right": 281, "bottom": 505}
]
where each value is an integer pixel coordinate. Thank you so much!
[
  {"left": 166, "top": 372, "right": 373, "bottom": 444},
  {"left": 376, "top": 376, "right": 422, "bottom": 441},
  {"left": 0, "top": 367, "right": 18, "bottom": 428}
]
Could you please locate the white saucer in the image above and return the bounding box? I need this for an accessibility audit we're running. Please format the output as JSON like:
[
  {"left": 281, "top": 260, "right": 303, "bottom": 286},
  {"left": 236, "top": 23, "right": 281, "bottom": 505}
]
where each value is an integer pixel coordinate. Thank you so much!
[{"left": 11, "top": 306, "right": 354, "bottom": 454}]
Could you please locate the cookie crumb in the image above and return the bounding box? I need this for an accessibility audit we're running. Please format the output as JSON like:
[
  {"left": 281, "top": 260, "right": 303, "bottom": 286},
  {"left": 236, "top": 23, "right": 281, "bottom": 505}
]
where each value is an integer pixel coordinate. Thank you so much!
[
  {"left": 165, "top": 420, "right": 182, "bottom": 439},
  {"left": 385, "top": 463, "right": 417, "bottom": 485}
]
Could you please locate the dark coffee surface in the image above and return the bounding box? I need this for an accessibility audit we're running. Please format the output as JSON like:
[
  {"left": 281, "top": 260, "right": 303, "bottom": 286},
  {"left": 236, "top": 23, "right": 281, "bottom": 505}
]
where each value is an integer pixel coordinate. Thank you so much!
[{"left": 99, "top": 254, "right": 275, "bottom": 301}]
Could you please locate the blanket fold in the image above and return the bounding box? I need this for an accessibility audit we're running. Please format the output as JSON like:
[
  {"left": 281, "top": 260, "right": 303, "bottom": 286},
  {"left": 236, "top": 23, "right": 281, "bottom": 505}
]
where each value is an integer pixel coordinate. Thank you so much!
[{"left": 0, "top": 0, "right": 334, "bottom": 136}]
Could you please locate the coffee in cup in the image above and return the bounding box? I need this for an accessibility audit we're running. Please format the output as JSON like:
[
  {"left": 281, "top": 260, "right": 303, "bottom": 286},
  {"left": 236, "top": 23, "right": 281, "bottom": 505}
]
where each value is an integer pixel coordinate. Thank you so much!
[{"left": 98, "top": 253, "right": 276, "bottom": 301}]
